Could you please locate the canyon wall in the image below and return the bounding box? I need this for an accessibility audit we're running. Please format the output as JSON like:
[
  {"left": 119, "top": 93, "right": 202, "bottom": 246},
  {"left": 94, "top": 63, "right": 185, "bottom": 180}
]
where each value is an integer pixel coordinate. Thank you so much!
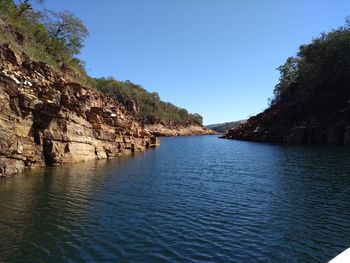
[{"left": 0, "top": 44, "right": 159, "bottom": 176}]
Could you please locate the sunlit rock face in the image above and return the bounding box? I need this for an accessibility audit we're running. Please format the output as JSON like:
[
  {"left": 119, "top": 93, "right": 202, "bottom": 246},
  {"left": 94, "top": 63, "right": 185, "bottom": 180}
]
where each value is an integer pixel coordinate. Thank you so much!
[{"left": 0, "top": 44, "right": 159, "bottom": 176}]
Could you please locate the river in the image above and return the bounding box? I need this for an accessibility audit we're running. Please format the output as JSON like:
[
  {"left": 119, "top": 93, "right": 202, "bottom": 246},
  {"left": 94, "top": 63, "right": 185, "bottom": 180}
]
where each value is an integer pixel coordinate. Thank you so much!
[{"left": 1, "top": 135, "right": 350, "bottom": 262}]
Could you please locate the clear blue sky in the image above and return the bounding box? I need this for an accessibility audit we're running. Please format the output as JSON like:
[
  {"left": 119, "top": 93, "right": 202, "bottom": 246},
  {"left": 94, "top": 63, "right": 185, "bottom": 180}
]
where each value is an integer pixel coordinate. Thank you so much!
[{"left": 37, "top": 0, "right": 349, "bottom": 125}]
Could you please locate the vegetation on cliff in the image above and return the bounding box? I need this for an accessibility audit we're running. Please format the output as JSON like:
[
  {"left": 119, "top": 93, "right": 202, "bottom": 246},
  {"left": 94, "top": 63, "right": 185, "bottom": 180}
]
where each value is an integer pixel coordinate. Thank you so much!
[
  {"left": 270, "top": 18, "right": 350, "bottom": 106},
  {"left": 0, "top": 0, "right": 91, "bottom": 84},
  {"left": 94, "top": 77, "right": 203, "bottom": 125},
  {"left": 223, "top": 19, "right": 350, "bottom": 144},
  {"left": 0, "top": 0, "right": 203, "bottom": 126}
]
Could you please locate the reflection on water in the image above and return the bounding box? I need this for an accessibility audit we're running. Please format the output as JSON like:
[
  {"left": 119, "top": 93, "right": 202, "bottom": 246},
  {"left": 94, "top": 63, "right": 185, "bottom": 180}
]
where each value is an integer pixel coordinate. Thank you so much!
[
  {"left": 0, "top": 155, "right": 135, "bottom": 261},
  {"left": 0, "top": 136, "right": 350, "bottom": 262}
]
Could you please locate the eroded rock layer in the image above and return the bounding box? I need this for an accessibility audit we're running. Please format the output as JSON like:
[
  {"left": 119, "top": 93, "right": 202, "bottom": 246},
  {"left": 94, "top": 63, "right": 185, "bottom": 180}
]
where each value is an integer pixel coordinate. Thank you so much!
[{"left": 0, "top": 44, "right": 159, "bottom": 176}]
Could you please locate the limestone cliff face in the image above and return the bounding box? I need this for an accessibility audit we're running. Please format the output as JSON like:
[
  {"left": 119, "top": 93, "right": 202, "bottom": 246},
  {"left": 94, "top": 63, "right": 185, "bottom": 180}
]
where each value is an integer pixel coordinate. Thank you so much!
[{"left": 0, "top": 44, "right": 159, "bottom": 176}]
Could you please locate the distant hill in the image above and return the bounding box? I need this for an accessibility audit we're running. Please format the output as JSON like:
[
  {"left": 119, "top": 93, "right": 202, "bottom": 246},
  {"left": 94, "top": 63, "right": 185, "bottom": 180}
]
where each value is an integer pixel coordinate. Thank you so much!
[{"left": 206, "top": 120, "right": 246, "bottom": 133}]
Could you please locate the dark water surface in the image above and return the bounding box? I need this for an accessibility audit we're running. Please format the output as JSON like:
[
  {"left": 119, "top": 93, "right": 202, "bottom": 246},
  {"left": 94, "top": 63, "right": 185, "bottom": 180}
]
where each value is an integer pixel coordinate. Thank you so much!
[{"left": 1, "top": 136, "right": 350, "bottom": 262}]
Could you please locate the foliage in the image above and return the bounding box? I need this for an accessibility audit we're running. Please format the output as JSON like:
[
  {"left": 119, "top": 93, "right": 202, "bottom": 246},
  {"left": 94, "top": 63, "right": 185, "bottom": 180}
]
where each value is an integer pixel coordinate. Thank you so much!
[
  {"left": 0, "top": 0, "right": 88, "bottom": 83},
  {"left": 271, "top": 18, "right": 350, "bottom": 105},
  {"left": 271, "top": 56, "right": 300, "bottom": 104},
  {"left": 0, "top": 0, "right": 203, "bottom": 126},
  {"left": 94, "top": 77, "right": 203, "bottom": 125},
  {"left": 43, "top": 10, "right": 88, "bottom": 55}
]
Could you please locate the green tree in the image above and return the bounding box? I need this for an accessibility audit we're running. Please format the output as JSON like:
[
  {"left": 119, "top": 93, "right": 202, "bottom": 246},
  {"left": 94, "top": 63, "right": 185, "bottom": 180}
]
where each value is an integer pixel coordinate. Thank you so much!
[
  {"left": 178, "top": 108, "right": 189, "bottom": 120},
  {"left": 271, "top": 56, "right": 300, "bottom": 104},
  {"left": 44, "top": 10, "right": 89, "bottom": 55},
  {"left": 270, "top": 17, "right": 350, "bottom": 105}
]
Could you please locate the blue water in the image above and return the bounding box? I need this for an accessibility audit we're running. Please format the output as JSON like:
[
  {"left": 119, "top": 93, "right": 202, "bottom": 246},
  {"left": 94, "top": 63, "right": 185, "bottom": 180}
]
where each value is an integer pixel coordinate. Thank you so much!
[{"left": 1, "top": 135, "right": 350, "bottom": 262}]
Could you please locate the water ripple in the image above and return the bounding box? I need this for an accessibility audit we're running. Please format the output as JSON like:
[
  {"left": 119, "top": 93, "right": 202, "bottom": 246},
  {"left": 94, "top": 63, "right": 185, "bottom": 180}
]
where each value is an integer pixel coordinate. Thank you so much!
[{"left": 0, "top": 136, "right": 350, "bottom": 262}]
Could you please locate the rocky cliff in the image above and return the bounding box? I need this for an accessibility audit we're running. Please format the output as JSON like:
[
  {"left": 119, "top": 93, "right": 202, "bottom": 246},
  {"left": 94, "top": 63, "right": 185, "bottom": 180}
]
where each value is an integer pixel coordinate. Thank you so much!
[
  {"left": 146, "top": 123, "right": 215, "bottom": 137},
  {"left": 221, "top": 96, "right": 350, "bottom": 145},
  {"left": 0, "top": 44, "right": 160, "bottom": 176}
]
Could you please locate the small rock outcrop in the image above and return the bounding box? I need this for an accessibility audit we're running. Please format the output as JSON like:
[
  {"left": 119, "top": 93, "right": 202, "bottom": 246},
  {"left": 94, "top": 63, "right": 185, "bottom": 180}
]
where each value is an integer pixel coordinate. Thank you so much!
[{"left": 0, "top": 44, "right": 159, "bottom": 176}]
